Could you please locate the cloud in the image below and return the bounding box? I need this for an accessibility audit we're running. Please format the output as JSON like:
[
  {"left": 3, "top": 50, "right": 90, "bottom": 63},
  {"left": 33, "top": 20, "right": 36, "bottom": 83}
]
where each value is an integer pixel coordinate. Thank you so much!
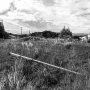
[
  {"left": 0, "top": 2, "right": 16, "bottom": 15},
  {"left": 40, "top": 0, "right": 55, "bottom": 6},
  {"left": 24, "top": 19, "right": 47, "bottom": 29},
  {"left": 0, "top": 0, "right": 90, "bottom": 33},
  {"left": 0, "top": 0, "right": 13, "bottom": 13}
]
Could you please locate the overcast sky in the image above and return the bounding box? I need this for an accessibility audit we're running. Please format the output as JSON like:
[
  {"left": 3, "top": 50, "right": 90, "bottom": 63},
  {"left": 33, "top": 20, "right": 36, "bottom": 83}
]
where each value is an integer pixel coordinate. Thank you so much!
[{"left": 0, "top": 0, "right": 90, "bottom": 34}]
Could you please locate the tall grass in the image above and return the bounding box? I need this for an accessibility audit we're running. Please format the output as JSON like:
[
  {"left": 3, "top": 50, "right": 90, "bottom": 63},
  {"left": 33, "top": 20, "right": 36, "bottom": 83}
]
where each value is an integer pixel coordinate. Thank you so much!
[{"left": 0, "top": 39, "right": 90, "bottom": 90}]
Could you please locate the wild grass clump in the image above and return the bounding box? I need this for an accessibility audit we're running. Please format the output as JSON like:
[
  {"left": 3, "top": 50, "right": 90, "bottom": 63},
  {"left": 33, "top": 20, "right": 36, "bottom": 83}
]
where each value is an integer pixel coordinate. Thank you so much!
[{"left": 0, "top": 57, "right": 25, "bottom": 90}]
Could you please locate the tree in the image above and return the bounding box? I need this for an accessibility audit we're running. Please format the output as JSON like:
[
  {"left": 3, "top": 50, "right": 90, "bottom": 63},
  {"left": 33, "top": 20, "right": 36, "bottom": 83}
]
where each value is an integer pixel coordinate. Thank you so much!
[
  {"left": 59, "top": 26, "right": 72, "bottom": 38},
  {"left": 0, "top": 22, "right": 9, "bottom": 39}
]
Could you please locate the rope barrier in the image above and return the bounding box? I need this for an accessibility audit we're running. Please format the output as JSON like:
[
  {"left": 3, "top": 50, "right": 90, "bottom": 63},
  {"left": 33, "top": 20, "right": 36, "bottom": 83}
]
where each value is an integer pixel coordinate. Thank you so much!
[{"left": 9, "top": 52, "right": 82, "bottom": 75}]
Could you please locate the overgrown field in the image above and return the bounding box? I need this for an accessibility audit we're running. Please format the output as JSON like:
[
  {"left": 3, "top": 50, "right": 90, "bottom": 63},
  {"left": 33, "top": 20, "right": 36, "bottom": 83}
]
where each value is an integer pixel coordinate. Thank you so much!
[{"left": 0, "top": 38, "right": 90, "bottom": 90}]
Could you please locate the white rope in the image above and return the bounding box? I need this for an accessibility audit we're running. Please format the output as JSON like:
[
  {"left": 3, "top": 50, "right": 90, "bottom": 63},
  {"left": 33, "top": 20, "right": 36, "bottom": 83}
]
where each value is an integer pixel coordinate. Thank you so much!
[{"left": 9, "top": 52, "right": 82, "bottom": 75}]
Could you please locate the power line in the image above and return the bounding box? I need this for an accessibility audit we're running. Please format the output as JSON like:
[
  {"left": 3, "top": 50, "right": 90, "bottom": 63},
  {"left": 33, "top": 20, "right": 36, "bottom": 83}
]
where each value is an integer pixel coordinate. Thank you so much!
[
  {"left": 0, "top": 18, "right": 31, "bottom": 34},
  {"left": 0, "top": 18, "right": 30, "bottom": 32}
]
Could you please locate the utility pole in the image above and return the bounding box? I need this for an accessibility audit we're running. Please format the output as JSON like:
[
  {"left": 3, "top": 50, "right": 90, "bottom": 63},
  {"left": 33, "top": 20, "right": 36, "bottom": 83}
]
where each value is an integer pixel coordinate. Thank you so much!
[
  {"left": 21, "top": 27, "right": 22, "bottom": 35},
  {"left": 29, "top": 29, "right": 30, "bottom": 35}
]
